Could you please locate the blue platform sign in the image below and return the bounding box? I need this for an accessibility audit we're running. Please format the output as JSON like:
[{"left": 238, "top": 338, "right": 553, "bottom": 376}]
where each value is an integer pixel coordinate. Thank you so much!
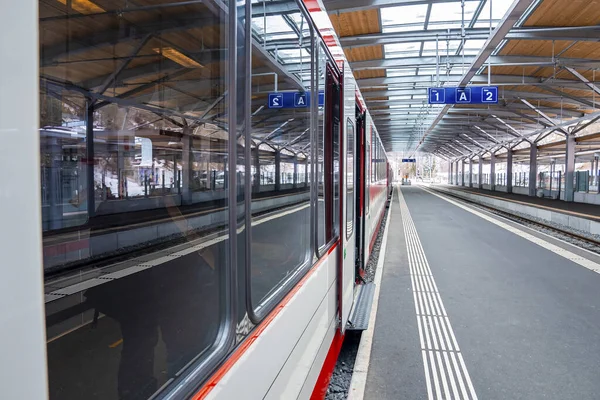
[
  {"left": 268, "top": 93, "right": 283, "bottom": 108},
  {"left": 427, "top": 86, "right": 498, "bottom": 105},
  {"left": 267, "top": 91, "right": 325, "bottom": 109},
  {"left": 428, "top": 88, "right": 445, "bottom": 104},
  {"left": 402, "top": 158, "right": 416, "bottom": 163}
]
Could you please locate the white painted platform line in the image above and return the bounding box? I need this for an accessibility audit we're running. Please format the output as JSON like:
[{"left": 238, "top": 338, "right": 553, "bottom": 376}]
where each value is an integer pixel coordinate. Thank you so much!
[
  {"left": 420, "top": 186, "right": 600, "bottom": 275},
  {"left": 347, "top": 188, "right": 394, "bottom": 400},
  {"left": 398, "top": 187, "right": 478, "bottom": 400}
]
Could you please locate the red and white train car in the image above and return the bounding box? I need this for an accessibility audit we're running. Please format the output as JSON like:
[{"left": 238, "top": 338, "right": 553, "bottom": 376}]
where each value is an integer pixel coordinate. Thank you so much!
[{"left": 0, "top": 0, "right": 389, "bottom": 399}]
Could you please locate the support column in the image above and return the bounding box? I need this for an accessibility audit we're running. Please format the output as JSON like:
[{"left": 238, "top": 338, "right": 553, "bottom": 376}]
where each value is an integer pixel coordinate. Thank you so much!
[
  {"left": 293, "top": 157, "right": 298, "bottom": 188},
  {"left": 592, "top": 153, "right": 600, "bottom": 193},
  {"left": 455, "top": 161, "right": 459, "bottom": 185},
  {"left": 275, "top": 150, "right": 281, "bottom": 191},
  {"left": 469, "top": 158, "right": 473, "bottom": 187},
  {"left": 85, "top": 102, "right": 95, "bottom": 218},
  {"left": 529, "top": 145, "right": 538, "bottom": 197},
  {"left": 460, "top": 159, "right": 465, "bottom": 186},
  {"left": 449, "top": 161, "right": 453, "bottom": 184},
  {"left": 181, "top": 132, "right": 192, "bottom": 204},
  {"left": 565, "top": 134, "right": 576, "bottom": 202},
  {"left": 304, "top": 157, "right": 309, "bottom": 188},
  {"left": 478, "top": 155, "right": 483, "bottom": 189},
  {"left": 253, "top": 149, "right": 260, "bottom": 192},
  {"left": 490, "top": 152, "right": 496, "bottom": 190},
  {"left": 506, "top": 148, "right": 513, "bottom": 193}
]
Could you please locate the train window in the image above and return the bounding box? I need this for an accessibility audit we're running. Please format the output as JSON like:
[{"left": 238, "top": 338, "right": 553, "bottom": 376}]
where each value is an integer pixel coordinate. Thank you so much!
[
  {"left": 366, "top": 139, "right": 370, "bottom": 214},
  {"left": 249, "top": 8, "right": 312, "bottom": 308},
  {"left": 39, "top": 1, "right": 232, "bottom": 399},
  {"left": 316, "top": 44, "right": 328, "bottom": 250},
  {"left": 346, "top": 119, "right": 355, "bottom": 237}
]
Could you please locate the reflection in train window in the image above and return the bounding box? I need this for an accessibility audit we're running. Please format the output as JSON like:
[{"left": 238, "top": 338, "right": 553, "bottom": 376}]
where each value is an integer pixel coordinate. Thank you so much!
[
  {"left": 39, "top": 1, "right": 230, "bottom": 398},
  {"left": 316, "top": 44, "right": 328, "bottom": 250},
  {"left": 249, "top": 7, "right": 312, "bottom": 307},
  {"left": 346, "top": 119, "right": 355, "bottom": 237}
]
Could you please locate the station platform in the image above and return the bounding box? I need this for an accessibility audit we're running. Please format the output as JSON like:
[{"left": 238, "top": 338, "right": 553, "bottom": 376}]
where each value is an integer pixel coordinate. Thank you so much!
[
  {"left": 360, "top": 185, "right": 600, "bottom": 400},
  {"left": 437, "top": 185, "right": 600, "bottom": 221}
]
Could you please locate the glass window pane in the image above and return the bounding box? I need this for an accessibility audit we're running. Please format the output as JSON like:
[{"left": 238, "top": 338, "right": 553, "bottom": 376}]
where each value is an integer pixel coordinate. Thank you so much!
[
  {"left": 250, "top": 9, "right": 311, "bottom": 307},
  {"left": 346, "top": 119, "right": 354, "bottom": 237},
  {"left": 39, "top": 1, "right": 229, "bottom": 398},
  {"left": 317, "top": 44, "right": 327, "bottom": 249}
]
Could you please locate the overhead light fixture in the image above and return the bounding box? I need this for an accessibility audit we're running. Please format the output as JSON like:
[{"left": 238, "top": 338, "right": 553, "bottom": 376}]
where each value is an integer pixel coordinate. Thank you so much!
[
  {"left": 153, "top": 47, "right": 204, "bottom": 68},
  {"left": 57, "top": 0, "right": 104, "bottom": 14}
]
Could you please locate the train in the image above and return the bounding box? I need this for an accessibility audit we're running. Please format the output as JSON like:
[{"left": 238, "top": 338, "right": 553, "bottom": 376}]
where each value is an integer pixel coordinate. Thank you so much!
[{"left": 0, "top": 0, "right": 391, "bottom": 399}]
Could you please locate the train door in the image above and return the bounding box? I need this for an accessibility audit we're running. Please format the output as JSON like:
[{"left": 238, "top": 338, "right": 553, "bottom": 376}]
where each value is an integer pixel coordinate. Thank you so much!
[
  {"left": 354, "top": 109, "right": 366, "bottom": 278},
  {"left": 339, "top": 65, "right": 356, "bottom": 332}
]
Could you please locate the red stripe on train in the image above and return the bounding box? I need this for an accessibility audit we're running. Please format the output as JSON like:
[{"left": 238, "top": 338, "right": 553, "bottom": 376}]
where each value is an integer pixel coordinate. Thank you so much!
[
  {"left": 310, "top": 329, "right": 345, "bottom": 400},
  {"left": 193, "top": 242, "right": 340, "bottom": 399},
  {"left": 43, "top": 239, "right": 89, "bottom": 257}
]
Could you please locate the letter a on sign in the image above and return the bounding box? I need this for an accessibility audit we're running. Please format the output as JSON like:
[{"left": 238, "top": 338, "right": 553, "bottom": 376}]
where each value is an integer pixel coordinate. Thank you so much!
[
  {"left": 456, "top": 88, "right": 471, "bottom": 103},
  {"left": 297, "top": 97, "right": 305, "bottom": 105}
]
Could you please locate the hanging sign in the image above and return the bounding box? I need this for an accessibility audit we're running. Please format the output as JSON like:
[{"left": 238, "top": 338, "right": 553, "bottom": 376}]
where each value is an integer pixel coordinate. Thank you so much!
[
  {"left": 428, "top": 87, "right": 498, "bottom": 105},
  {"left": 268, "top": 91, "right": 325, "bottom": 109}
]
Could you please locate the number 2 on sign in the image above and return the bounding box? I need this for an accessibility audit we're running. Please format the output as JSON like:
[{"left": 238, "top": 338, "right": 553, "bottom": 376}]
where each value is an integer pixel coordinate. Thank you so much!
[
  {"left": 486, "top": 91, "right": 493, "bottom": 101},
  {"left": 272, "top": 97, "right": 280, "bottom": 106}
]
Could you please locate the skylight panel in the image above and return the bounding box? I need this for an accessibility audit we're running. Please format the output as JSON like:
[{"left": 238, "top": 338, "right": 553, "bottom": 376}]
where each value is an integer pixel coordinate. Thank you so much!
[
  {"left": 429, "top": 1, "right": 479, "bottom": 26},
  {"left": 251, "top": 15, "right": 294, "bottom": 36},
  {"left": 474, "top": 0, "right": 513, "bottom": 27},
  {"left": 381, "top": 4, "right": 427, "bottom": 32},
  {"left": 387, "top": 68, "right": 416, "bottom": 77},
  {"left": 417, "top": 68, "right": 437, "bottom": 76},
  {"left": 384, "top": 42, "right": 421, "bottom": 58},
  {"left": 388, "top": 95, "right": 413, "bottom": 100},
  {"left": 276, "top": 48, "right": 311, "bottom": 64},
  {"left": 462, "top": 39, "right": 487, "bottom": 55}
]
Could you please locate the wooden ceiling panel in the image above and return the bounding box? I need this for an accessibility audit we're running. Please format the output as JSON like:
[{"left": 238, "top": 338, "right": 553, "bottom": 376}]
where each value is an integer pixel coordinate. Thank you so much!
[
  {"left": 500, "top": 40, "right": 573, "bottom": 57},
  {"left": 329, "top": 9, "right": 381, "bottom": 37},
  {"left": 344, "top": 45, "right": 384, "bottom": 62},
  {"left": 561, "top": 41, "right": 600, "bottom": 60},
  {"left": 524, "top": 0, "right": 600, "bottom": 27},
  {"left": 354, "top": 69, "right": 386, "bottom": 79}
]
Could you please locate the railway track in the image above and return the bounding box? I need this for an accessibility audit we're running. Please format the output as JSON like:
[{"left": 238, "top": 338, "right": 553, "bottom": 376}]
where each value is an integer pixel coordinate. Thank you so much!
[{"left": 427, "top": 186, "right": 600, "bottom": 252}]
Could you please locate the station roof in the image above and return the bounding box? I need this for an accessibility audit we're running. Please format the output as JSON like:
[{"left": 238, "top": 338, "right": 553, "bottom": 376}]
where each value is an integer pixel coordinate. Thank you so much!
[{"left": 325, "top": 0, "right": 600, "bottom": 159}]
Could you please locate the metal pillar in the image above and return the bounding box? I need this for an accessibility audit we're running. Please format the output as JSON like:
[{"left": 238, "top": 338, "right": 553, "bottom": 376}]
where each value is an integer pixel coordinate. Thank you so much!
[
  {"left": 85, "top": 102, "right": 95, "bottom": 218},
  {"left": 48, "top": 138, "right": 64, "bottom": 230},
  {"left": 275, "top": 150, "right": 281, "bottom": 191},
  {"left": 181, "top": 132, "right": 192, "bottom": 204},
  {"left": 490, "top": 152, "right": 496, "bottom": 190},
  {"left": 449, "top": 161, "right": 453, "bottom": 184},
  {"left": 506, "top": 148, "right": 513, "bottom": 193},
  {"left": 528, "top": 145, "right": 538, "bottom": 196},
  {"left": 304, "top": 157, "right": 309, "bottom": 187},
  {"left": 253, "top": 149, "right": 261, "bottom": 192},
  {"left": 469, "top": 158, "right": 473, "bottom": 187},
  {"left": 293, "top": 157, "right": 298, "bottom": 188},
  {"left": 565, "top": 134, "right": 576, "bottom": 202},
  {"left": 461, "top": 159, "right": 465, "bottom": 186},
  {"left": 455, "top": 161, "right": 459, "bottom": 185},
  {"left": 592, "top": 154, "right": 600, "bottom": 193},
  {"left": 478, "top": 154, "right": 483, "bottom": 189}
]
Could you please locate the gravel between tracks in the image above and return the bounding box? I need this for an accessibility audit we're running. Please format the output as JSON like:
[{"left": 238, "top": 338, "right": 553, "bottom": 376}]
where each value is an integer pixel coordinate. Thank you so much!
[{"left": 325, "top": 203, "right": 390, "bottom": 399}]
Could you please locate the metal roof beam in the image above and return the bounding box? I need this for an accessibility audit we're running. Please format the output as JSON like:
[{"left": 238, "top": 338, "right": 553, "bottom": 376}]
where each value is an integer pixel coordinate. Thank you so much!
[
  {"left": 338, "top": 26, "right": 600, "bottom": 48},
  {"left": 351, "top": 56, "right": 598, "bottom": 71},
  {"left": 540, "top": 86, "right": 599, "bottom": 109},
  {"left": 565, "top": 67, "right": 600, "bottom": 96},
  {"left": 356, "top": 74, "right": 583, "bottom": 87}
]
